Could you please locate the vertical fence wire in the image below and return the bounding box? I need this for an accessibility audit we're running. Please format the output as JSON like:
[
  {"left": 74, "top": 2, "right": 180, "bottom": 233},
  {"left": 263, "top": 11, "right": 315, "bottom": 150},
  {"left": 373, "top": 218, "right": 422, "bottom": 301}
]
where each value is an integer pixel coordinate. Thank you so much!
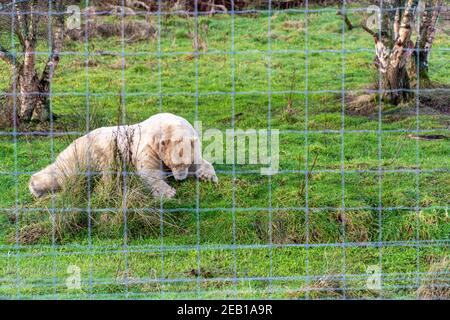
[
  {"left": 84, "top": 0, "right": 94, "bottom": 298},
  {"left": 11, "top": 0, "right": 20, "bottom": 300},
  {"left": 340, "top": 0, "right": 347, "bottom": 299},
  {"left": 157, "top": 0, "right": 165, "bottom": 299},
  {"left": 304, "top": 0, "right": 310, "bottom": 300},
  {"left": 120, "top": 0, "right": 129, "bottom": 297},
  {"left": 47, "top": 0, "right": 57, "bottom": 298},
  {"left": 377, "top": 0, "right": 384, "bottom": 300},
  {"left": 230, "top": 0, "right": 238, "bottom": 299},
  {"left": 267, "top": 0, "right": 274, "bottom": 298}
]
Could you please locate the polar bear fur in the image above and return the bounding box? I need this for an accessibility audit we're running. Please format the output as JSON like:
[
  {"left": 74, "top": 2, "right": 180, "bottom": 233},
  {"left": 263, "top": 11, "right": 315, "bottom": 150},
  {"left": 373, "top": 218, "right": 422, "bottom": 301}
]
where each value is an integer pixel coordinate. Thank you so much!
[{"left": 29, "top": 113, "right": 218, "bottom": 199}]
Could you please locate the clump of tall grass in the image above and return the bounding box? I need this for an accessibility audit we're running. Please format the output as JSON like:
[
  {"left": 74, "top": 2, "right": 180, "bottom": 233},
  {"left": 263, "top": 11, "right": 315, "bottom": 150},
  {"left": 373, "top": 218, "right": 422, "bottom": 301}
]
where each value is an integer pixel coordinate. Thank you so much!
[
  {"left": 417, "top": 257, "right": 450, "bottom": 300},
  {"left": 9, "top": 129, "right": 181, "bottom": 244}
]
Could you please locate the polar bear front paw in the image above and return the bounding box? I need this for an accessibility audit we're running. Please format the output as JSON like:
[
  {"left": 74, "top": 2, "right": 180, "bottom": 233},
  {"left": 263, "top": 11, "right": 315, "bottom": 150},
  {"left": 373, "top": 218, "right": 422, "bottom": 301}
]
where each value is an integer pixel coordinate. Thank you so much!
[
  {"left": 152, "top": 182, "right": 176, "bottom": 199},
  {"left": 196, "top": 163, "right": 218, "bottom": 183}
]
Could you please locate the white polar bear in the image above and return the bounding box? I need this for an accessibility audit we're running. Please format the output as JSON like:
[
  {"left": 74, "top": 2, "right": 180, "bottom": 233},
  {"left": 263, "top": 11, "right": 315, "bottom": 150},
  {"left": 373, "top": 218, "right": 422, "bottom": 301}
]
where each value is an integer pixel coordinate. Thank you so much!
[{"left": 29, "top": 113, "right": 218, "bottom": 199}]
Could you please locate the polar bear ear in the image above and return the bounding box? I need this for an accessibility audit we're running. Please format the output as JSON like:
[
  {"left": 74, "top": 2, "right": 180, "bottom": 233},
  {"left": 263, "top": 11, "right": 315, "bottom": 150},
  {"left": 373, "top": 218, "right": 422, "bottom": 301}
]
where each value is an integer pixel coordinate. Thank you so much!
[
  {"left": 158, "top": 138, "right": 166, "bottom": 153},
  {"left": 158, "top": 136, "right": 172, "bottom": 155}
]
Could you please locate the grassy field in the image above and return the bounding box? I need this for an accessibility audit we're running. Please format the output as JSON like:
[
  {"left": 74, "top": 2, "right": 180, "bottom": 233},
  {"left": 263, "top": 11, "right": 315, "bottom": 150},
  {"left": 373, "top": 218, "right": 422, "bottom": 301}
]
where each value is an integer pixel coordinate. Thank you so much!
[{"left": 0, "top": 7, "right": 449, "bottom": 299}]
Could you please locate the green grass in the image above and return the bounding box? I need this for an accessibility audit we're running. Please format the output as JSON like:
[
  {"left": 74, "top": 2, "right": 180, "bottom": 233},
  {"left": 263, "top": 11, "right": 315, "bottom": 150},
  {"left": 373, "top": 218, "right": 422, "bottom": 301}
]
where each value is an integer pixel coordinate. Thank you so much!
[{"left": 0, "top": 9, "right": 449, "bottom": 299}]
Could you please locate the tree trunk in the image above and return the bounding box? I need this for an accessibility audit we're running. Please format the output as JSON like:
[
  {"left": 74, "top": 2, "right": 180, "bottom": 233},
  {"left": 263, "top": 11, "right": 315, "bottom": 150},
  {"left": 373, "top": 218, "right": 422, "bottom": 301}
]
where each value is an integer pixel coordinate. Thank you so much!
[
  {"left": 0, "top": 0, "right": 65, "bottom": 127},
  {"left": 371, "top": 0, "right": 444, "bottom": 104},
  {"left": 17, "top": 46, "right": 50, "bottom": 122},
  {"left": 408, "top": 0, "right": 442, "bottom": 86},
  {"left": 373, "top": 0, "right": 418, "bottom": 105},
  {"left": 382, "top": 63, "right": 411, "bottom": 105}
]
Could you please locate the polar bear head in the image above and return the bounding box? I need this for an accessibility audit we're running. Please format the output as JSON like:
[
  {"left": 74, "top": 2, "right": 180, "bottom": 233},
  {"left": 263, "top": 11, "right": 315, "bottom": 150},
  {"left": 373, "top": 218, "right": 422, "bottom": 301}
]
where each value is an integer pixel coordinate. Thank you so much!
[
  {"left": 158, "top": 124, "right": 201, "bottom": 181},
  {"left": 29, "top": 166, "right": 61, "bottom": 198}
]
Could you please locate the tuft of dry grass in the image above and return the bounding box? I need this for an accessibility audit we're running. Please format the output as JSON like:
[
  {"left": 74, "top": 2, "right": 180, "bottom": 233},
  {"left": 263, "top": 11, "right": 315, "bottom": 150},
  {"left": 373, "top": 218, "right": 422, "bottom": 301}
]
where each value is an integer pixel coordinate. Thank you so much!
[
  {"left": 7, "top": 222, "right": 51, "bottom": 245},
  {"left": 308, "top": 276, "right": 344, "bottom": 299},
  {"left": 282, "top": 20, "right": 305, "bottom": 30},
  {"left": 335, "top": 211, "right": 372, "bottom": 243},
  {"left": 345, "top": 93, "right": 378, "bottom": 116},
  {"left": 14, "top": 169, "right": 168, "bottom": 243},
  {"left": 287, "top": 275, "right": 344, "bottom": 299},
  {"left": 417, "top": 257, "right": 450, "bottom": 300},
  {"left": 8, "top": 131, "right": 177, "bottom": 243}
]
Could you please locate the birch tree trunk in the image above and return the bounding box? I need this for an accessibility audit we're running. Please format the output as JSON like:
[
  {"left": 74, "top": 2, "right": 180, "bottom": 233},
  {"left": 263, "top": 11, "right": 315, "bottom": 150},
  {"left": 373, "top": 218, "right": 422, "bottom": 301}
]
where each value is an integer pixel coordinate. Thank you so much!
[
  {"left": 369, "top": 0, "right": 443, "bottom": 105},
  {"left": 408, "top": 0, "right": 443, "bottom": 84},
  {"left": 373, "top": 0, "right": 418, "bottom": 104}
]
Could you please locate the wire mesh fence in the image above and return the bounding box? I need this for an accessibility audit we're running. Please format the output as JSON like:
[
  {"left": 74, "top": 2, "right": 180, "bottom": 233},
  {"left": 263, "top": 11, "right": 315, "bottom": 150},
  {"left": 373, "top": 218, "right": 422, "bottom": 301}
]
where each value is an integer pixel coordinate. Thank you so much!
[{"left": 0, "top": 0, "right": 449, "bottom": 299}]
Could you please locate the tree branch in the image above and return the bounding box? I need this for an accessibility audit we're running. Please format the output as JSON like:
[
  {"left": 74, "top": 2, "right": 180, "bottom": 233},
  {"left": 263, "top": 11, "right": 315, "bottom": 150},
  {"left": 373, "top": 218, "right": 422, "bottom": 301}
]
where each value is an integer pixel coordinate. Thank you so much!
[
  {"left": 414, "top": 0, "right": 443, "bottom": 72},
  {"left": 393, "top": 8, "right": 400, "bottom": 40},
  {"left": 14, "top": 1, "right": 29, "bottom": 40},
  {"left": 336, "top": 10, "right": 353, "bottom": 30},
  {"left": 40, "top": 0, "right": 65, "bottom": 91},
  {"left": 419, "top": 0, "right": 442, "bottom": 50},
  {"left": 28, "top": 0, "right": 40, "bottom": 44},
  {"left": 14, "top": 28, "right": 26, "bottom": 48},
  {"left": 361, "top": 24, "right": 378, "bottom": 40},
  {"left": 14, "top": 2, "right": 24, "bottom": 26},
  {"left": 389, "top": 0, "right": 419, "bottom": 69},
  {"left": 335, "top": 10, "right": 377, "bottom": 41},
  {"left": 397, "top": 0, "right": 419, "bottom": 45}
]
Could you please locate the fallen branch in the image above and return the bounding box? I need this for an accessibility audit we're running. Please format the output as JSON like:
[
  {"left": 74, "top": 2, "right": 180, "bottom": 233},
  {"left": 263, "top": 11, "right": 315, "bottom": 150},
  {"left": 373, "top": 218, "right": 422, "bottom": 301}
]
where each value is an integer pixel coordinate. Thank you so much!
[
  {"left": 126, "top": 0, "right": 150, "bottom": 11},
  {"left": 407, "top": 134, "right": 448, "bottom": 140},
  {"left": 206, "top": 0, "right": 228, "bottom": 16},
  {"left": 361, "top": 24, "right": 378, "bottom": 40}
]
